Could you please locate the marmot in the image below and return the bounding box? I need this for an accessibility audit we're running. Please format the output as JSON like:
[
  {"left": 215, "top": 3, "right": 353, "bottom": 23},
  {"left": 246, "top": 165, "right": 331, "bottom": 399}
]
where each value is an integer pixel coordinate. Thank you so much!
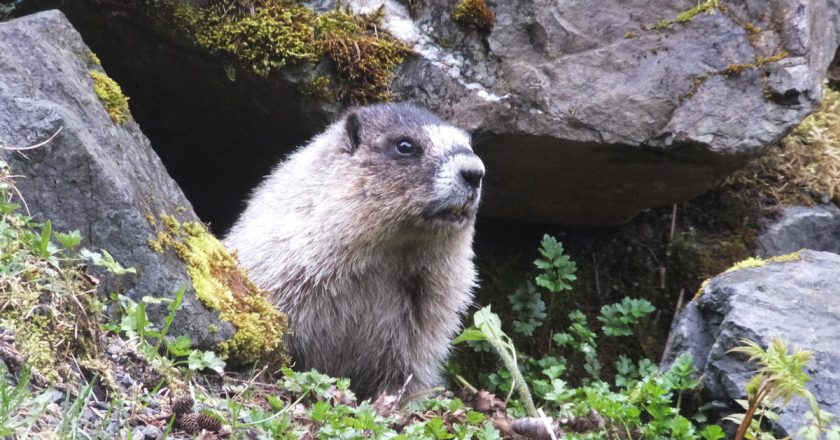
[{"left": 224, "top": 103, "right": 485, "bottom": 399}]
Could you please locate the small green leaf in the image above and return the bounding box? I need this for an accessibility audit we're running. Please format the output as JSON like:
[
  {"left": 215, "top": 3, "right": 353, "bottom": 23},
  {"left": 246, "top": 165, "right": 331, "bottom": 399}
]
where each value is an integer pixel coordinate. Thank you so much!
[
  {"left": 700, "top": 425, "right": 725, "bottom": 440},
  {"left": 166, "top": 335, "right": 192, "bottom": 357},
  {"left": 465, "top": 410, "right": 484, "bottom": 425},
  {"left": 453, "top": 327, "right": 486, "bottom": 344},
  {"left": 54, "top": 229, "right": 82, "bottom": 250},
  {"left": 187, "top": 350, "right": 226, "bottom": 374}
]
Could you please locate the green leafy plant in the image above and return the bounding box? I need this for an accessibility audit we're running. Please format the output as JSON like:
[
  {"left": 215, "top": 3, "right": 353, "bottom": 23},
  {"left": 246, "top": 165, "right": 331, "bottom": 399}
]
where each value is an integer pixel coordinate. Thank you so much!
[
  {"left": 508, "top": 281, "right": 546, "bottom": 336},
  {"left": 104, "top": 289, "right": 227, "bottom": 375},
  {"left": 454, "top": 306, "right": 538, "bottom": 417},
  {"left": 456, "top": 234, "right": 733, "bottom": 437},
  {"left": 725, "top": 338, "right": 815, "bottom": 440},
  {"left": 0, "top": 366, "right": 54, "bottom": 437},
  {"left": 597, "top": 297, "right": 656, "bottom": 336},
  {"left": 534, "top": 234, "right": 577, "bottom": 293}
]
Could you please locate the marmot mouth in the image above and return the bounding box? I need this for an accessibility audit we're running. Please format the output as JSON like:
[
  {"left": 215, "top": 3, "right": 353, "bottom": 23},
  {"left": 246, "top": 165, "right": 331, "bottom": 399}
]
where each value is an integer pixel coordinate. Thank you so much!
[{"left": 427, "top": 201, "right": 475, "bottom": 223}]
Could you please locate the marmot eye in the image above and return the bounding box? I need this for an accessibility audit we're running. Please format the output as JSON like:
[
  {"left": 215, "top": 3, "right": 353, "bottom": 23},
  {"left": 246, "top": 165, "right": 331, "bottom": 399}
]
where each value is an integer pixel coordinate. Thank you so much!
[{"left": 396, "top": 139, "right": 416, "bottom": 156}]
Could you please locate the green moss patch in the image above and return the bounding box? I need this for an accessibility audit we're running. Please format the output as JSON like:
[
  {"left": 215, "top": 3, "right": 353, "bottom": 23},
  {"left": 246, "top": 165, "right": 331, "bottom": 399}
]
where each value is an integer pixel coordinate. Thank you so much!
[
  {"left": 451, "top": 0, "right": 495, "bottom": 32},
  {"left": 0, "top": 168, "right": 104, "bottom": 382},
  {"left": 90, "top": 70, "right": 130, "bottom": 124},
  {"left": 172, "top": 0, "right": 411, "bottom": 103},
  {"left": 147, "top": 214, "right": 288, "bottom": 366},
  {"left": 725, "top": 85, "right": 840, "bottom": 205},
  {"left": 693, "top": 252, "right": 801, "bottom": 299},
  {"left": 653, "top": 0, "right": 720, "bottom": 30}
]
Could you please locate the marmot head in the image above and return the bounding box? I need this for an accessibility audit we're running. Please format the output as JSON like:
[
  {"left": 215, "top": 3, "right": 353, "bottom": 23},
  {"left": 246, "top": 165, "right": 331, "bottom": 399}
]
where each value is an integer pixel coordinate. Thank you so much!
[{"left": 336, "top": 103, "right": 485, "bottom": 235}]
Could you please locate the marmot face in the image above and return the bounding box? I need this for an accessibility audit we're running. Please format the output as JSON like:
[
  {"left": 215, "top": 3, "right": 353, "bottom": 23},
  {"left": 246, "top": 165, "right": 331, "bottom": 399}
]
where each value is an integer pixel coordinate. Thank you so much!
[{"left": 342, "top": 103, "right": 485, "bottom": 233}]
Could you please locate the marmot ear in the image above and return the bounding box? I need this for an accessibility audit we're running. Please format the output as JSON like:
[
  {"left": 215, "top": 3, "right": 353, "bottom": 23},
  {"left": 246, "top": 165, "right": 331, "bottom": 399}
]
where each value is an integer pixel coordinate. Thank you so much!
[{"left": 345, "top": 111, "right": 361, "bottom": 154}]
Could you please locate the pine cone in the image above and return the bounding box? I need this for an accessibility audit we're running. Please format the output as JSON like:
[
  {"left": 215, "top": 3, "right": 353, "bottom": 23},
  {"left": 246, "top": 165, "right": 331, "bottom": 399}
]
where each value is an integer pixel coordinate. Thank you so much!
[
  {"left": 177, "top": 413, "right": 201, "bottom": 434},
  {"left": 196, "top": 412, "right": 223, "bottom": 432},
  {"left": 171, "top": 395, "right": 194, "bottom": 415}
]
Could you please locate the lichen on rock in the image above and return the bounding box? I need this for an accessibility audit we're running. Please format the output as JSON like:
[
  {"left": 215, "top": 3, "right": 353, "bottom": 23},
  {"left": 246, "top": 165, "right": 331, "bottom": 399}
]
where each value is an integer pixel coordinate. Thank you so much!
[
  {"left": 89, "top": 70, "right": 130, "bottom": 124},
  {"left": 147, "top": 213, "right": 288, "bottom": 366}
]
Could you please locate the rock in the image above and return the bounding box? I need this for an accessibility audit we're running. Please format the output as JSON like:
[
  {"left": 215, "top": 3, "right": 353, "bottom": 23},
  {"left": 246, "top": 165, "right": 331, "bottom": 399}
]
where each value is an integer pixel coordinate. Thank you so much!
[
  {"left": 662, "top": 250, "right": 840, "bottom": 435},
  {"left": 756, "top": 204, "right": 840, "bottom": 257},
  {"left": 0, "top": 10, "right": 234, "bottom": 349},
  {"left": 383, "top": 0, "right": 840, "bottom": 225},
  {"left": 9, "top": 0, "right": 840, "bottom": 227},
  {"left": 142, "top": 425, "right": 162, "bottom": 440}
]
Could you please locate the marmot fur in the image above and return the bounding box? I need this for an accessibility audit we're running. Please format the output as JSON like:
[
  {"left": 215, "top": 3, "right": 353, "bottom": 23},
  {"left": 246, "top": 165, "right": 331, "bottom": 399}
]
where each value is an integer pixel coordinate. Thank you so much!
[{"left": 224, "top": 103, "right": 485, "bottom": 399}]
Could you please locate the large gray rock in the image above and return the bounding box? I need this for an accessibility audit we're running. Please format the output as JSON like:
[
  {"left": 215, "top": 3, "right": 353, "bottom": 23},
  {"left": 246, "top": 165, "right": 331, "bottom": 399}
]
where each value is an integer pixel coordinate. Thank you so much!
[
  {"left": 9, "top": 0, "right": 840, "bottom": 228},
  {"left": 0, "top": 10, "right": 234, "bottom": 349},
  {"left": 662, "top": 250, "right": 840, "bottom": 434},
  {"left": 361, "top": 0, "right": 840, "bottom": 225},
  {"left": 757, "top": 204, "right": 840, "bottom": 257}
]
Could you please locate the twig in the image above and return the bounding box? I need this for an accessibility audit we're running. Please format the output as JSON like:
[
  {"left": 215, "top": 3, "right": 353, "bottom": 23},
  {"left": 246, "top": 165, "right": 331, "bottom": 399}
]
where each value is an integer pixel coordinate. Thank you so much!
[
  {"left": 669, "top": 203, "right": 678, "bottom": 241},
  {"left": 660, "top": 288, "right": 686, "bottom": 365},
  {"left": 454, "top": 374, "right": 478, "bottom": 394},
  {"left": 1, "top": 127, "right": 63, "bottom": 151}
]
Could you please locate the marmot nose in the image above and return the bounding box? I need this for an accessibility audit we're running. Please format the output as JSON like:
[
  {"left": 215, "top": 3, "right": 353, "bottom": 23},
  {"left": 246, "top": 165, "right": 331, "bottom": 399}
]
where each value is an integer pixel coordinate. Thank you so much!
[{"left": 460, "top": 167, "right": 484, "bottom": 189}]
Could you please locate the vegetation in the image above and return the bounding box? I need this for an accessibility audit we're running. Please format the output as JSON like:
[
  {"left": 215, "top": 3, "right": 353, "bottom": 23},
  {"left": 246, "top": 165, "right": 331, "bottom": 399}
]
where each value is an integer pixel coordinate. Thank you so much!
[
  {"left": 2, "top": 163, "right": 839, "bottom": 437},
  {"left": 89, "top": 70, "right": 130, "bottom": 124},
  {"left": 727, "top": 86, "right": 840, "bottom": 206},
  {"left": 451, "top": 0, "right": 496, "bottom": 32},
  {"left": 726, "top": 339, "right": 840, "bottom": 439},
  {"left": 0, "top": 160, "right": 109, "bottom": 383},
  {"left": 172, "top": 0, "right": 411, "bottom": 102},
  {"left": 653, "top": 0, "right": 720, "bottom": 30},
  {"left": 458, "top": 234, "right": 840, "bottom": 438},
  {"left": 147, "top": 213, "right": 288, "bottom": 366}
]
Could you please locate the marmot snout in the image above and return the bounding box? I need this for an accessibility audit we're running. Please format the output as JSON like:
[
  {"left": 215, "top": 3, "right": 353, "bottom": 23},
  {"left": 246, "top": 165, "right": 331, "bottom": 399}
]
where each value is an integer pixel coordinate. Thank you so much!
[{"left": 225, "top": 103, "right": 483, "bottom": 399}]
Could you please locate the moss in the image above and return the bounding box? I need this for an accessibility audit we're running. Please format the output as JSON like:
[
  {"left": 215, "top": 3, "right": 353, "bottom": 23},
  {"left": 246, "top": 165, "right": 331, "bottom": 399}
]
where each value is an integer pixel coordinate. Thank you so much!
[
  {"left": 146, "top": 214, "right": 288, "bottom": 366},
  {"left": 756, "top": 50, "right": 790, "bottom": 66},
  {"left": 451, "top": 0, "right": 495, "bottom": 32},
  {"left": 0, "top": 167, "right": 105, "bottom": 382},
  {"left": 172, "top": 0, "right": 411, "bottom": 103},
  {"left": 89, "top": 70, "right": 130, "bottom": 124},
  {"left": 304, "top": 75, "right": 336, "bottom": 101},
  {"left": 314, "top": 7, "right": 411, "bottom": 102},
  {"left": 653, "top": 0, "right": 720, "bottom": 30},
  {"left": 725, "top": 85, "right": 840, "bottom": 205},
  {"left": 693, "top": 252, "right": 801, "bottom": 299},
  {"left": 174, "top": 1, "right": 317, "bottom": 77},
  {"left": 723, "top": 63, "right": 755, "bottom": 75},
  {"left": 88, "top": 50, "right": 101, "bottom": 66}
]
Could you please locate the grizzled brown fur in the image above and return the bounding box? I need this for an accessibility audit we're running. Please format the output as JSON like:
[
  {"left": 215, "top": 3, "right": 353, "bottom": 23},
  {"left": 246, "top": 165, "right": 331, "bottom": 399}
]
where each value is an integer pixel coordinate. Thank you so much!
[{"left": 225, "top": 103, "right": 485, "bottom": 399}]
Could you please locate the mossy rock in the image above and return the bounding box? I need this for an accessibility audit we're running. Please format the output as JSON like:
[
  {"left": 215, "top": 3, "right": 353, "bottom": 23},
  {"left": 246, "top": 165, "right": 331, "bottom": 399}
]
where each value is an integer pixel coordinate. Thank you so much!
[
  {"left": 148, "top": 214, "right": 289, "bottom": 366},
  {"left": 90, "top": 69, "right": 130, "bottom": 124},
  {"left": 168, "top": 0, "right": 411, "bottom": 103}
]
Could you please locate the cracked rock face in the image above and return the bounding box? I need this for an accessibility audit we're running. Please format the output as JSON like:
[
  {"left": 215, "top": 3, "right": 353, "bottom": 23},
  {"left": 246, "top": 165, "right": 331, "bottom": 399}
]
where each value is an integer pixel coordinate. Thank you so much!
[
  {"left": 348, "top": 0, "right": 840, "bottom": 225},
  {"left": 661, "top": 250, "right": 840, "bottom": 434}
]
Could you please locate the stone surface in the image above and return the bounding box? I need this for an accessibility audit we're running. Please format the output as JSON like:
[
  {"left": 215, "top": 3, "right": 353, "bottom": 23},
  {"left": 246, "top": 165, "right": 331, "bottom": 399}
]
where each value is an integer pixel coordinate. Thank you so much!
[
  {"left": 756, "top": 203, "right": 840, "bottom": 257},
  {"left": 662, "top": 250, "right": 840, "bottom": 434},
  {"left": 378, "top": 0, "right": 840, "bottom": 225},
  {"left": 0, "top": 10, "right": 234, "bottom": 348}
]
